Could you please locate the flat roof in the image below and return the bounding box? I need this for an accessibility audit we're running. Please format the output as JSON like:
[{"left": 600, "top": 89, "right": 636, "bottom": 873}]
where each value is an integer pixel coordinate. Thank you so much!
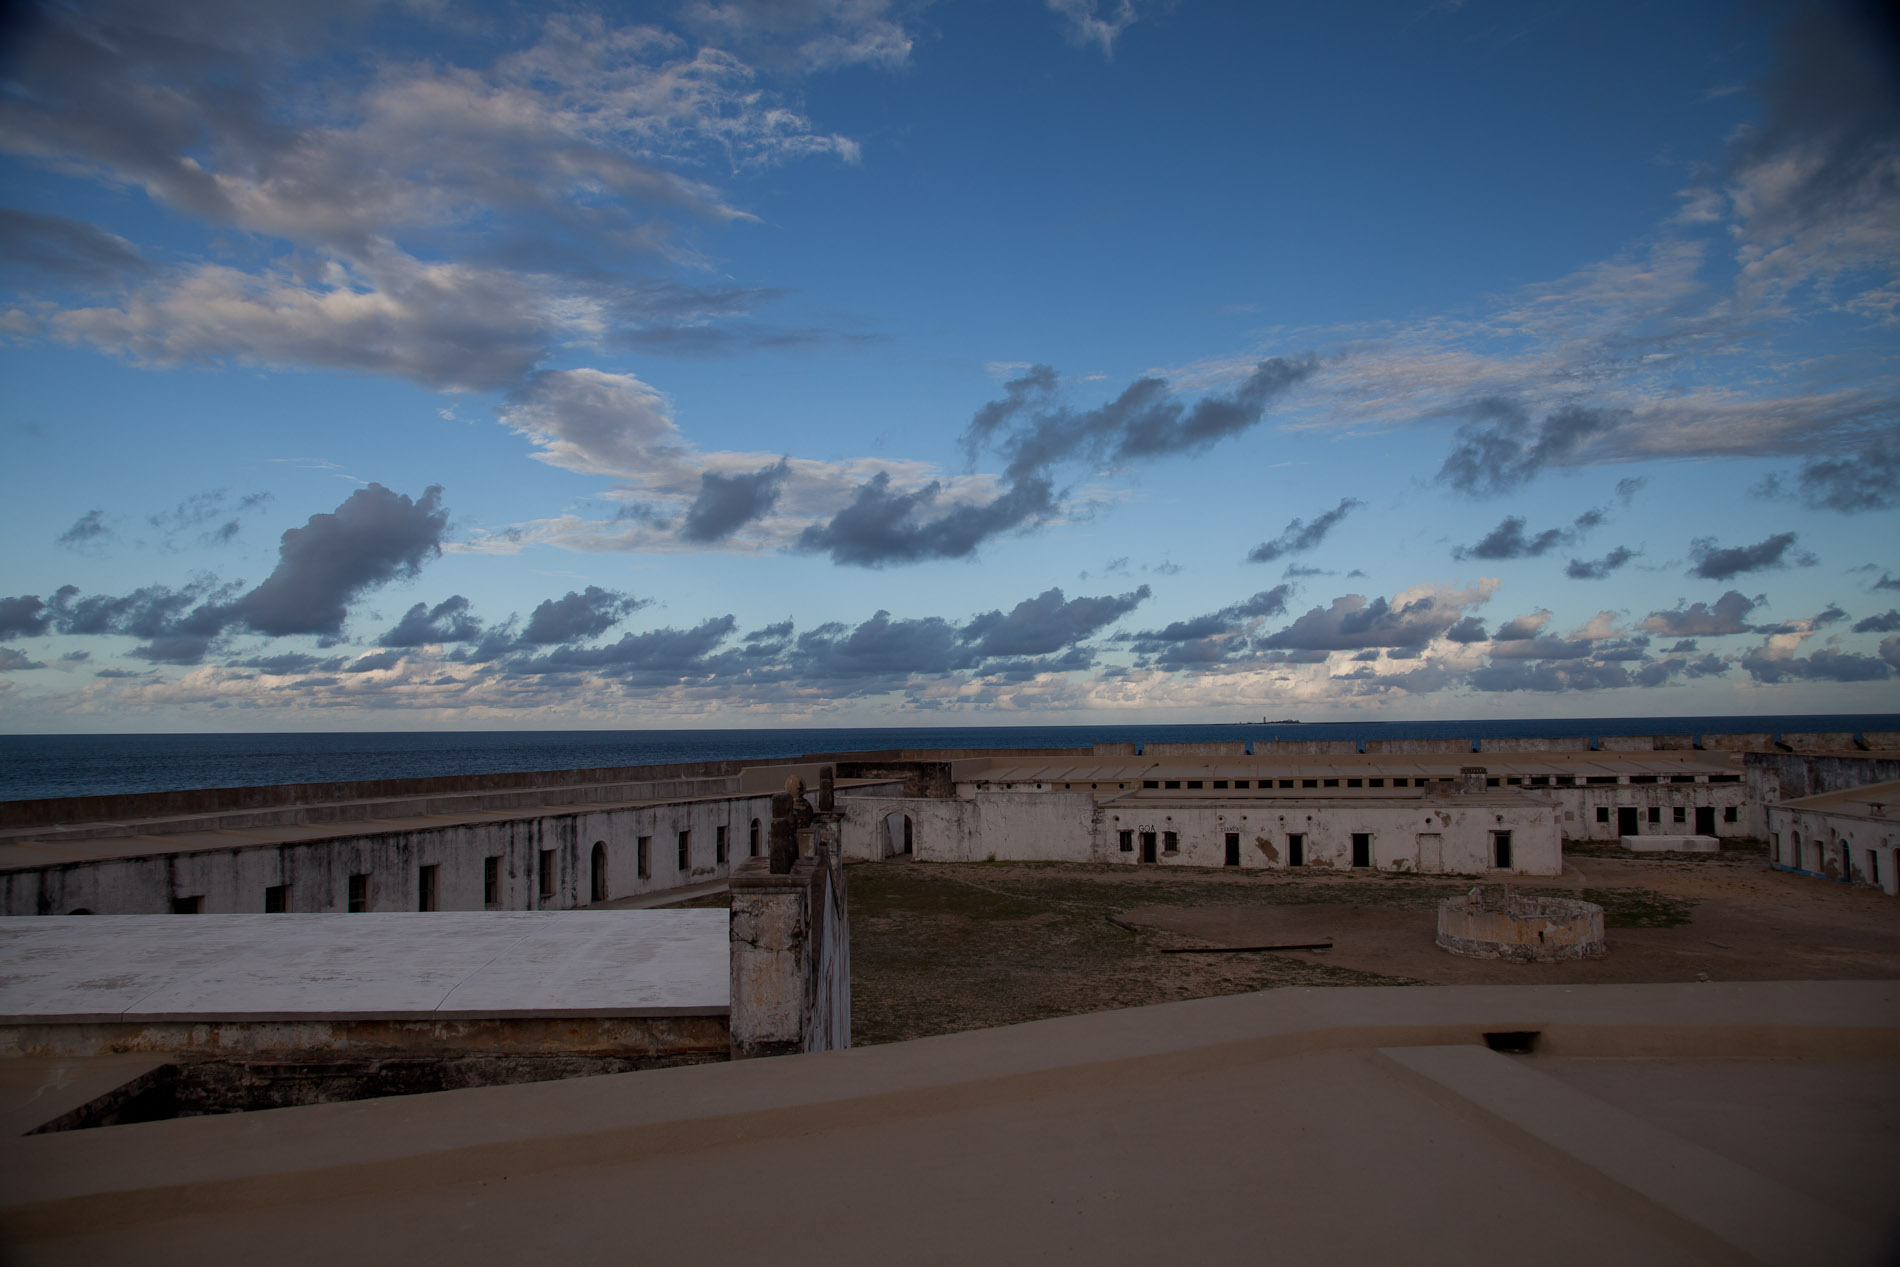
[
  {"left": 971, "top": 753, "right": 1740, "bottom": 783},
  {"left": 1775, "top": 779, "right": 1900, "bottom": 820},
  {"left": 0, "top": 911, "right": 729, "bottom": 1023}
]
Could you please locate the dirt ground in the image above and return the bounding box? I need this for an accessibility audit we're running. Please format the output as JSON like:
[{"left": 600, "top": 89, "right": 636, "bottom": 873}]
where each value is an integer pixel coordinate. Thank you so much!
[{"left": 840, "top": 843, "right": 1900, "bottom": 1046}]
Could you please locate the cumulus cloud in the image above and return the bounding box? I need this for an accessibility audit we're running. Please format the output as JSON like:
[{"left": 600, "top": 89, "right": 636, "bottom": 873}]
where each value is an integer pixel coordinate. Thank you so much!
[
  {"left": 1761, "top": 434, "right": 1900, "bottom": 514},
  {"left": 1260, "top": 580, "right": 1496, "bottom": 652},
  {"left": 1436, "top": 400, "right": 1623, "bottom": 496},
  {"left": 1741, "top": 645, "right": 1896, "bottom": 683},
  {"left": 962, "top": 585, "right": 1150, "bottom": 657},
  {"left": 967, "top": 358, "right": 1318, "bottom": 485},
  {"left": 1688, "top": 532, "right": 1812, "bottom": 580},
  {"left": 796, "top": 472, "right": 1057, "bottom": 567},
  {"left": 1639, "top": 591, "right": 1759, "bottom": 637},
  {"left": 519, "top": 587, "right": 646, "bottom": 645},
  {"left": 1248, "top": 498, "right": 1362, "bottom": 564},
  {"left": 1566, "top": 546, "right": 1636, "bottom": 579},
  {"left": 1852, "top": 609, "right": 1900, "bottom": 634},
  {"left": 1452, "top": 507, "right": 1606, "bottom": 561},
  {"left": 228, "top": 484, "right": 448, "bottom": 637},
  {"left": 680, "top": 460, "right": 790, "bottom": 542},
  {"left": 379, "top": 596, "right": 484, "bottom": 647}
]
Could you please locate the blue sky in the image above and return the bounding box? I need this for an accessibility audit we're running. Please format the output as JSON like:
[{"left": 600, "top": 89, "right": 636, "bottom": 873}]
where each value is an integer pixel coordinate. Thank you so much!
[{"left": 1, "top": 0, "right": 1897, "bottom": 732}]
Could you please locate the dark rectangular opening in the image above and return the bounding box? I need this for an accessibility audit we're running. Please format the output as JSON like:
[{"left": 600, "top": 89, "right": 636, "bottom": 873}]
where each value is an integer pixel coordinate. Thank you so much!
[
  {"left": 1618, "top": 806, "right": 1640, "bottom": 836},
  {"left": 1596, "top": 806, "right": 1611, "bottom": 824},
  {"left": 1674, "top": 806, "right": 1687, "bottom": 823},
  {"left": 1483, "top": 1030, "right": 1539, "bottom": 1054},
  {"left": 1279, "top": 779, "right": 1295, "bottom": 788},
  {"left": 1648, "top": 806, "right": 1662, "bottom": 825},
  {"left": 1287, "top": 834, "right": 1305, "bottom": 867},
  {"left": 1212, "top": 780, "right": 1228, "bottom": 789},
  {"left": 1556, "top": 775, "right": 1576, "bottom": 786},
  {"left": 1722, "top": 806, "right": 1738, "bottom": 824},
  {"left": 1351, "top": 833, "right": 1370, "bottom": 868},
  {"left": 1143, "top": 780, "right": 1159, "bottom": 789},
  {"left": 1186, "top": 780, "right": 1202, "bottom": 790},
  {"left": 1162, "top": 831, "right": 1178, "bottom": 854},
  {"left": 1118, "top": 829, "right": 1133, "bottom": 852},
  {"left": 171, "top": 895, "right": 203, "bottom": 915},
  {"left": 263, "top": 884, "right": 288, "bottom": 914},
  {"left": 715, "top": 825, "right": 728, "bottom": 864},
  {"left": 538, "top": 850, "right": 556, "bottom": 900},
  {"left": 676, "top": 830, "right": 690, "bottom": 870},
  {"left": 1164, "top": 780, "right": 1181, "bottom": 789},
  {"left": 1493, "top": 831, "right": 1513, "bottom": 869},
  {"left": 1233, "top": 780, "right": 1249, "bottom": 789},
  {"left": 347, "top": 874, "right": 369, "bottom": 913},
  {"left": 1391, "top": 778, "right": 1407, "bottom": 787},
  {"left": 1368, "top": 778, "right": 1384, "bottom": 787},
  {"left": 637, "top": 836, "right": 651, "bottom": 878},
  {"left": 1346, "top": 778, "right": 1363, "bottom": 788},
  {"left": 1302, "top": 779, "right": 1318, "bottom": 788},
  {"left": 1224, "top": 832, "right": 1240, "bottom": 866},
  {"left": 483, "top": 857, "right": 500, "bottom": 908},
  {"left": 1323, "top": 778, "right": 1340, "bottom": 788},
  {"left": 1696, "top": 806, "right": 1717, "bottom": 834},
  {"left": 1140, "top": 831, "right": 1157, "bottom": 863},
  {"left": 417, "top": 864, "right": 438, "bottom": 912}
]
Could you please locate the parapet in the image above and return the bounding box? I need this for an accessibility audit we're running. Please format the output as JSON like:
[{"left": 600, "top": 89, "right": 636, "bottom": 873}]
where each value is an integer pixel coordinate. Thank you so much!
[{"left": 1436, "top": 888, "right": 1606, "bottom": 963}]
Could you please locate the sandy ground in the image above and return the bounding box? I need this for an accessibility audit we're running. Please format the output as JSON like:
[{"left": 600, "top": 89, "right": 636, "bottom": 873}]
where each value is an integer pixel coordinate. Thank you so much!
[{"left": 844, "top": 845, "right": 1900, "bottom": 1044}]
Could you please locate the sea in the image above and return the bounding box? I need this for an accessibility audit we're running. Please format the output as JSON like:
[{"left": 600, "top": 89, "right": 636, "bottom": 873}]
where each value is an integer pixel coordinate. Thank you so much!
[{"left": 3, "top": 713, "right": 1897, "bottom": 803}]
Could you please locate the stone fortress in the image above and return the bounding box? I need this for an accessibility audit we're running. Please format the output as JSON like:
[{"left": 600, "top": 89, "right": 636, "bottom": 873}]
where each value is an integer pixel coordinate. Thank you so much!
[
  {"left": 1, "top": 727, "right": 1894, "bottom": 919},
  {"left": 2, "top": 726, "right": 1899, "bottom": 1263}
]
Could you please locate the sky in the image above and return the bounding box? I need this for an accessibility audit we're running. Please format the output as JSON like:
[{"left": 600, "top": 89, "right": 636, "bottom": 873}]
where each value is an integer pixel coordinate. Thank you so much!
[{"left": 1, "top": 0, "right": 1898, "bottom": 733}]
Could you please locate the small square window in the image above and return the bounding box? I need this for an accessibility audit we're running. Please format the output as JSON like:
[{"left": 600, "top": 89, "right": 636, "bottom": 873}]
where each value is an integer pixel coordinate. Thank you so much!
[
  {"left": 1323, "top": 778, "right": 1339, "bottom": 788},
  {"left": 1118, "top": 829, "right": 1133, "bottom": 852},
  {"left": 1279, "top": 779, "right": 1294, "bottom": 788},
  {"left": 1596, "top": 807, "right": 1610, "bottom": 824},
  {"left": 1673, "top": 806, "right": 1687, "bottom": 823},
  {"left": 1164, "top": 780, "right": 1181, "bottom": 789},
  {"left": 1186, "top": 780, "right": 1202, "bottom": 790},
  {"left": 172, "top": 895, "right": 204, "bottom": 915},
  {"left": 1391, "top": 778, "right": 1408, "bottom": 787},
  {"left": 1302, "top": 779, "right": 1318, "bottom": 788},
  {"left": 1143, "top": 780, "right": 1159, "bottom": 789},
  {"left": 1347, "top": 778, "right": 1363, "bottom": 788},
  {"left": 1648, "top": 807, "right": 1662, "bottom": 824},
  {"left": 1212, "top": 780, "right": 1228, "bottom": 789},
  {"left": 1233, "top": 780, "right": 1249, "bottom": 789},
  {"left": 1724, "top": 806, "right": 1739, "bottom": 823},
  {"left": 1162, "top": 831, "right": 1179, "bottom": 853},
  {"left": 1369, "top": 778, "right": 1384, "bottom": 787},
  {"left": 264, "top": 884, "right": 289, "bottom": 913}
]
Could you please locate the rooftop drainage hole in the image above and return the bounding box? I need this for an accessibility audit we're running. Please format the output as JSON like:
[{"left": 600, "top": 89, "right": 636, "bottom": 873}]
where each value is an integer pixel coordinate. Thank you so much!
[{"left": 1482, "top": 1031, "right": 1541, "bottom": 1055}]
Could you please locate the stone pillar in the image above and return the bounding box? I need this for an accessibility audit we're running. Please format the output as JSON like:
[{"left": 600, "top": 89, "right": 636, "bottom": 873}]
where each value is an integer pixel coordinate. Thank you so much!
[
  {"left": 769, "top": 791, "right": 798, "bottom": 875},
  {"left": 727, "top": 821, "right": 850, "bottom": 1060}
]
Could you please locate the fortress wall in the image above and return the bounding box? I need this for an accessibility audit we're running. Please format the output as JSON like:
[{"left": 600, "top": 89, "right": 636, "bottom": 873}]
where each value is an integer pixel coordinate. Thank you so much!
[
  {"left": 1654, "top": 735, "right": 1698, "bottom": 750},
  {"left": 1597, "top": 736, "right": 1657, "bottom": 752},
  {"left": 0, "top": 794, "right": 775, "bottom": 918},
  {"left": 1778, "top": 732, "right": 1860, "bottom": 752},
  {"left": 1255, "top": 740, "right": 1360, "bottom": 755},
  {"left": 1092, "top": 743, "right": 1139, "bottom": 756},
  {"left": 1863, "top": 732, "right": 1900, "bottom": 750},
  {"left": 1144, "top": 742, "right": 1249, "bottom": 756},
  {"left": 1697, "top": 733, "right": 1773, "bottom": 751},
  {"left": 1481, "top": 737, "right": 1593, "bottom": 752},
  {"left": 1363, "top": 739, "right": 1473, "bottom": 754}
]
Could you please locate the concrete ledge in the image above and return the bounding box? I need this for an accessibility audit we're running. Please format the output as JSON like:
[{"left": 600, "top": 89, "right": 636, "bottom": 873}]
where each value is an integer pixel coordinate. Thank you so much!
[
  {"left": 0, "top": 981, "right": 1894, "bottom": 1246},
  {"left": 1374, "top": 1044, "right": 1883, "bottom": 1267},
  {"left": 1622, "top": 834, "right": 1720, "bottom": 853}
]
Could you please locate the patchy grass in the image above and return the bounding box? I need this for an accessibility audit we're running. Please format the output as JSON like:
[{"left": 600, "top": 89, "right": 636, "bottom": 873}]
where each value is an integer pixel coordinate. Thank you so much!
[
  {"left": 847, "top": 861, "right": 1415, "bottom": 1047},
  {"left": 1580, "top": 887, "right": 1695, "bottom": 928}
]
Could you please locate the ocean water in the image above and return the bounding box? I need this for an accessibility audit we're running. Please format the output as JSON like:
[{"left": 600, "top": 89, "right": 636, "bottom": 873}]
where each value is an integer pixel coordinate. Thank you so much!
[{"left": 3, "top": 714, "right": 1896, "bottom": 802}]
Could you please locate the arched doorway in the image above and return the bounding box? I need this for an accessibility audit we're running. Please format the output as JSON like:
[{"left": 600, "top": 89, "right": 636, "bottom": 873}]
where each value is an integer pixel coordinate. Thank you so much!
[
  {"left": 590, "top": 841, "right": 608, "bottom": 903},
  {"left": 883, "top": 811, "right": 913, "bottom": 857}
]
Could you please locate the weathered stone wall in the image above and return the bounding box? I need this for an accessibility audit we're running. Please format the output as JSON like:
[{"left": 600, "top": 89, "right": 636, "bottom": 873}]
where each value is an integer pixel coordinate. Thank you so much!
[
  {"left": 1436, "top": 891, "right": 1606, "bottom": 962},
  {"left": 0, "top": 794, "right": 775, "bottom": 917},
  {"left": 1480, "top": 737, "right": 1593, "bottom": 752},
  {"left": 1363, "top": 739, "right": 1474, "bottom": 754},
  {"left": 1144, "top": 742, "right": 1249, "bottom": 756},
  {"left": 1254, "top": 740, "right": 1360, "bottom": 755},
  {"left": 727, "top": 823, "right": 850, "bottom": 1059},
  {"left": 1766, "top": 804, "right": 1899, "bottom": 895}
]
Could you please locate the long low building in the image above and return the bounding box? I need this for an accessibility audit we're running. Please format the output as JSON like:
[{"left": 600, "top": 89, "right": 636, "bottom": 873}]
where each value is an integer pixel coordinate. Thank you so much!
[
  {"left": 1767, "top": 779, "right": 1900, "bottom": 896},
  {"left": 0, "top": 737, "right": 1882, "bottom": 915}
]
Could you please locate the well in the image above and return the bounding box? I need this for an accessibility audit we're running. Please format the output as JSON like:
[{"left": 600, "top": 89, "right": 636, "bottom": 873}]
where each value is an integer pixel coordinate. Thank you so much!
[{"left": 1435, "top": 887, "right": 1605, "bottom": 963}]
